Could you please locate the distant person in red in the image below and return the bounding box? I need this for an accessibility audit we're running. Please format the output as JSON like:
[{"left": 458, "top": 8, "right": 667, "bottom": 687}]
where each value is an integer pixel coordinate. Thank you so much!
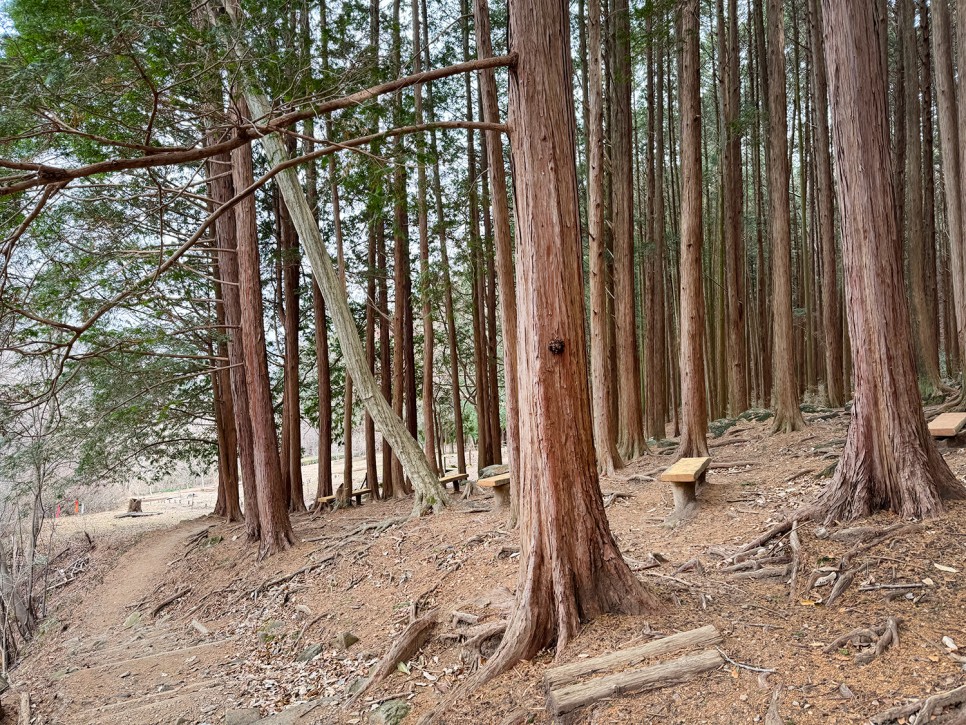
[{"left": 74, "top": 499, "right": 79, "bottom": 515}]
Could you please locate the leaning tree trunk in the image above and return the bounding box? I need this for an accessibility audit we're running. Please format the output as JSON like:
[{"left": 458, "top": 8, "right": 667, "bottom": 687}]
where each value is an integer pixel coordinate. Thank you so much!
[
  {"left": 231, "top": 100, "right": 295, "bottom": 558},
  {"left": 677, "top": 0, "right": 710, "bottom": 460},
  {"left": 463, "top": 0, "right": 662, "bottom": 687},
  {"left": 815, "top": 0, "right": 966, "bottom": 522},
  {"left": 586, "top": 0, "right": 624, "bottom": 475},
  {"left": 231, "top": 94, "right": 449, "bottom": 514}
]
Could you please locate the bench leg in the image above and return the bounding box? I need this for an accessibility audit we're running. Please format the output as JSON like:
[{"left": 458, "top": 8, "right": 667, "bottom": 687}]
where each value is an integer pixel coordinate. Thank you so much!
[
  {"left": 354, "top": 493, "right": 363, "bottom": 506},
  {"left": 492, "top": 485, "right": 511, "bottom": 510},
  {"left": 453, "top": 480, "right": 461, "bottom": 494},
  {"left": 666, "top": 480, "right": 698, "bottom": 525}
]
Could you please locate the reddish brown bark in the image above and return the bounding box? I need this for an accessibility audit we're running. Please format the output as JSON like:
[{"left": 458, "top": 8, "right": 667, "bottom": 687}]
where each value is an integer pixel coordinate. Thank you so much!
[
  {"left": 586, "top": 0, "right": 623, "bottom": 475},
  {"left": 610, "top": 0, "right": 647, "bottom": 460},
  {"left": 815, "top": 0, "right": 966, "bottom": 522},
  {"left": 722, "top": 0, "right": 747, "bottom": 416},
  {"left": 677, "top": 0, "right": 710, "bottom": 460},
  {"left": 231, "top": 97, "right": 295, "bottom": 557},
  {"left": 474, "top": 0, "right": 522, "bottom": 511},
  {"left": 207, "top": 146, "right": 259, "bottom": 540},
  {"left": 645, "top": 21, "right": 668, "bottom": 441},
  {"left": 766, "top": 0, "right": 804, "bottom": 433},
  {"left": 900, "top": 0, "right": 943, "bottom": 396},
  {"left": 278, "top": 190, "right": 305, "bottom": 512},
  {"left": 809, "top": 0, "right": 844, "bottom": 408},
  {"left": 465, "top": 0, "right": 662, "bottom": 684},
  {"left": 931, "top": 0, "right": 966, "bottom": 377}
]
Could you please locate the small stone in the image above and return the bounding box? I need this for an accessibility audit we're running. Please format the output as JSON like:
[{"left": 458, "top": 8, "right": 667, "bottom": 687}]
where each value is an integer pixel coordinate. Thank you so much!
[
  {"left": 191, "top": 619, "right": 210, "bottom": 637},
  {"left": 224, "top": 708, "right": 262, "bottom": 725},
  {"left": 334, "top": 631, "right": 360, "bottom": 650},
  {"left": 368, "top": 699, "right": 411, "bottom": 725},
  {"left": 185, "top": 656, "right": 198, "bottom": 665},
  {"left": 119, "top": 671, "right": 131, "bottom": 679},
  {"left": 296, "top": 643, "right": 323, "bottom": 662},
  {"left": 738, "top": 694, "right": 748, "bottom": 702},
  {"left": 123, "top": 611, "right": 142, "bottom": 629},
  {"left": 839, "top": 683, "right": 855, "bottom": 699}
]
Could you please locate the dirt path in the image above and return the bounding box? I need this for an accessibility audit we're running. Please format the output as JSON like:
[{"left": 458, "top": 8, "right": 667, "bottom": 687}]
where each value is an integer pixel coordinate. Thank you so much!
[
  {"left": 84, "top": 519, "right": 211, "bottom": 631},
  {"left": 24, "top": 518, "right": 250, "bottom": 725}
]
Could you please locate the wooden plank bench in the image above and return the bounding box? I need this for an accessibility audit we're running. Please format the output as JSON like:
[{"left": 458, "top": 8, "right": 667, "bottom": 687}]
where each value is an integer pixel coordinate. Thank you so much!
[
  {"left": 317, "top": 487, "right": 372, "bottom": 508},
  {"left": 928, "top": 412, "right": 966, "bottom": 440},
  {"left": 439, "top": 471, "right": 469, "bottom": 493},
  {"left": 659, "top": 457, "right": 710, "bottom": 522},
  {"left": 478, "top": 473, "right": 511, "bottom": 509}
]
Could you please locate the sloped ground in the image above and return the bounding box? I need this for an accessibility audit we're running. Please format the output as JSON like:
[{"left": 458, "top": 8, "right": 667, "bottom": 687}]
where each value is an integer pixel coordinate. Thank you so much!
[{"left": 9, "top": 410, "right": 966, "bottom": 724}]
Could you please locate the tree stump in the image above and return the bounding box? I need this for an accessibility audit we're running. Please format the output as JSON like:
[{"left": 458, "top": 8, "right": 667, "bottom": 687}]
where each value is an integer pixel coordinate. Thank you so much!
[{"left": 127, "top": 498, "right": 142, "bottom": 513}]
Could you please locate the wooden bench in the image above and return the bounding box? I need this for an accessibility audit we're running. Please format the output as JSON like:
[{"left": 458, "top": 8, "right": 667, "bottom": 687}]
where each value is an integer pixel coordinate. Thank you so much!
[
  {"left": 928, "top": 412, "right": 966, "bottom": 441},
  {"left": 317, "top": 487, "right": 372, "bottom": 508},
  {"left": 478, "top": 473, "right": 511, "bottom": 509},
  {"left": 439, "top": 471, "right": 469, "bottom": 493},
  {"left": 659, "top": 457, "right": 710, "bottom": 522}
]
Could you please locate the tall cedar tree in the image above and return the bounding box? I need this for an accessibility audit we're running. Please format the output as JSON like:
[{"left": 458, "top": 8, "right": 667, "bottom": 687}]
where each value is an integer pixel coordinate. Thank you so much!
[
  {"left": 766, "top": 0, "right": 804, "bottom": 432},
  {"left": 458, "top": 0, "right": 662, "bottom": 687},
  {"left": 677, "top": 0, "right": 710, "bottom": 459},
  {"left": 815, "top": 0, "right": 966, "bottom": 521},
  {"left": 610, "top": 0, "right": 647, "bottom": 460}
]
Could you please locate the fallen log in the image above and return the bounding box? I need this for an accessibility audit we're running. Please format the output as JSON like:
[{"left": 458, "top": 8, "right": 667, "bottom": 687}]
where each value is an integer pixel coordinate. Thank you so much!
[
  {"left": 114, "top": 512, "right": 162, "bottom": 519},
  {"left": 18, "top": 692, "right": 29, "bottom": 725},
  {"left": 544, "top": 624, "right": 722, "bottom": 689},
  {"left": 546, "top": 648, "right": 724, "bottom": 716}
]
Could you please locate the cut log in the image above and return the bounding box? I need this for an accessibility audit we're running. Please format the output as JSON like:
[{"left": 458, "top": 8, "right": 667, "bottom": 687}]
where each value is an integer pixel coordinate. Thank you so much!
[
  {"left": 544, "top": 624, "right": 722, "bottom": 689},
  {"left": 546, "top": 648, "right": 724, "bottom": 716},
  {"left": 114, "top": 512, "right": 162, "bottom": 519},
  {"left": 127, "top": 498, "right": 142, "bottom": 513}
]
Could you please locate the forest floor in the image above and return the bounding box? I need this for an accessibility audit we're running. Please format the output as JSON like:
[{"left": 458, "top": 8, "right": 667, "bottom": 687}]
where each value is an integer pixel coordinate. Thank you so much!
[{"left": 8, "top": 409, "right": 966, "bottom": 724}]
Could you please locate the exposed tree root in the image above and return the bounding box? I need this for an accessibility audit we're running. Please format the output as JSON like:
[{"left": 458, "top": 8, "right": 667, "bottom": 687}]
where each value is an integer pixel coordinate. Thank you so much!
[
  {"left": 872, "top": 683, "right": 966, "bottom": 724},
  {"left": 825, "top": 617, "right": 901, "bottom": 665},
  {"left": 352, "top": 609, "right": 438, "bottom": 700},
  {"left": 150, "top": 587, "right": 191, "bottom": 618}
]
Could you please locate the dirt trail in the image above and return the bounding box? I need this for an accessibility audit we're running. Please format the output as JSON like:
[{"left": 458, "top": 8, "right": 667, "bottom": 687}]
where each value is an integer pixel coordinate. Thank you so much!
[
  {"left": 26, "top": 518, "right": 246, "bottom": 725},
  {"left": 84, "top": 519, "right": 211, "bottom": 631}
]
